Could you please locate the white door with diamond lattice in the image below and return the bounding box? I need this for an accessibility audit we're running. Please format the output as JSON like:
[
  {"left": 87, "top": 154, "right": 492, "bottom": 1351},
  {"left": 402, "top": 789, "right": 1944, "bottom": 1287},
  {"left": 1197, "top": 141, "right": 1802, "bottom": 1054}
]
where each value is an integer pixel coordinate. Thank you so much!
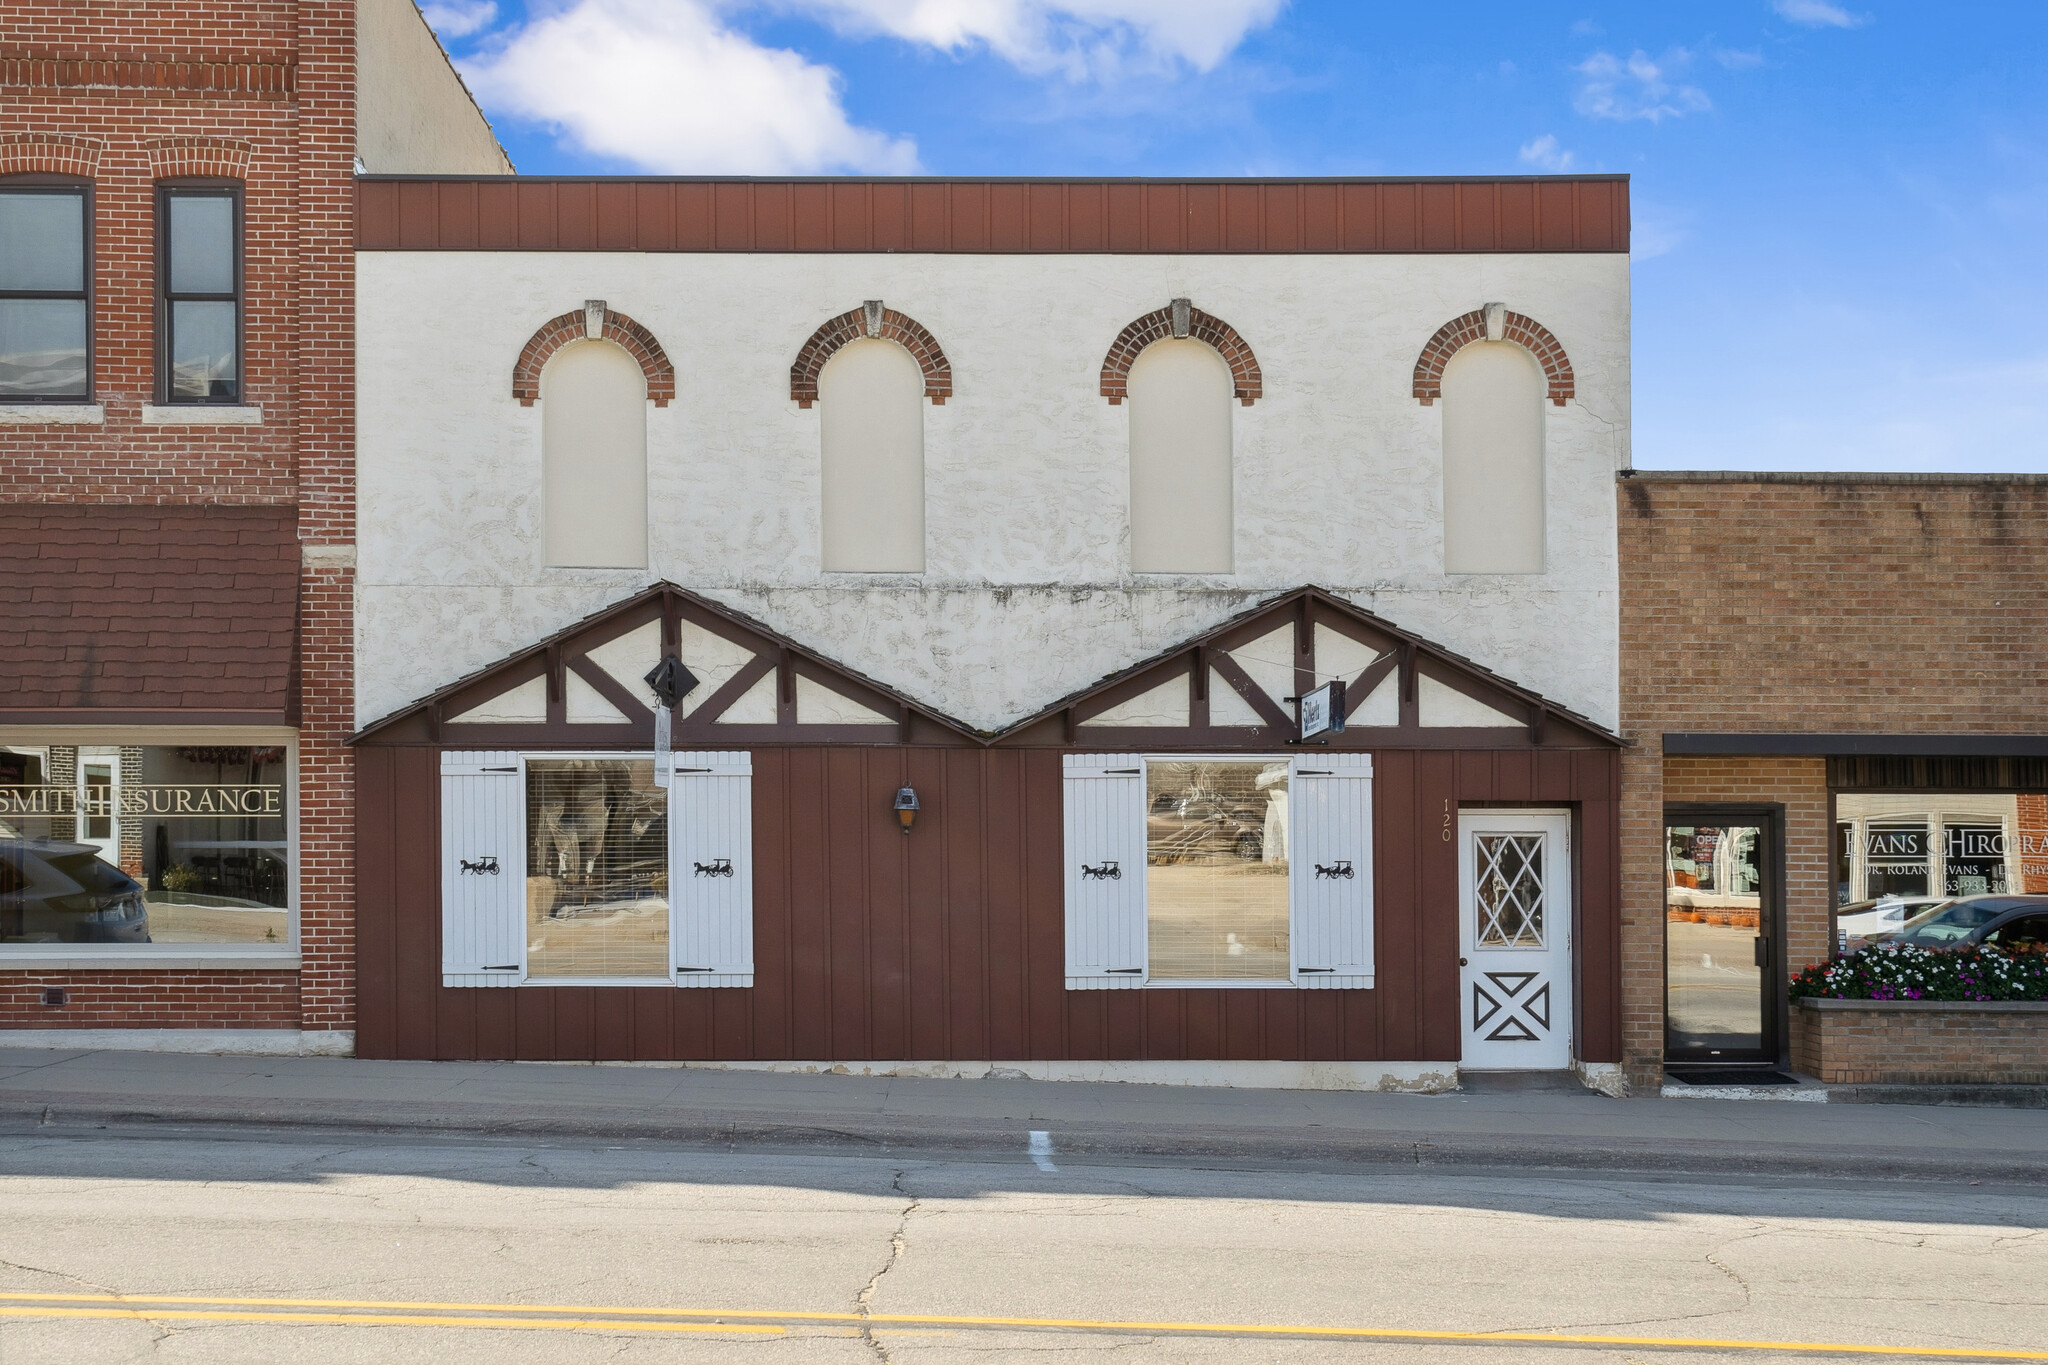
[{"left": 1458, "top": 810, "right": 1572, "bottom": 1070}]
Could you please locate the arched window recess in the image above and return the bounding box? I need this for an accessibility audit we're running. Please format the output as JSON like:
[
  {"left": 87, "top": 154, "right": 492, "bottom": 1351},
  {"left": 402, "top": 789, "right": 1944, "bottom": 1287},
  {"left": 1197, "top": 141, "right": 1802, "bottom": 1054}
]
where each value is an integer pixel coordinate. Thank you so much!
[
  {"left": 1099, "top": 298, "right": 1262, "bottom": 406},
  {"left": 1412, "top": 303, "right": 1574, "bottom": 407},
  {"left": 513, "top": 300, "right": 675, "bottom": 407},
  {"left": 789, "top": 300, "right": 952, "bottom": 408}
]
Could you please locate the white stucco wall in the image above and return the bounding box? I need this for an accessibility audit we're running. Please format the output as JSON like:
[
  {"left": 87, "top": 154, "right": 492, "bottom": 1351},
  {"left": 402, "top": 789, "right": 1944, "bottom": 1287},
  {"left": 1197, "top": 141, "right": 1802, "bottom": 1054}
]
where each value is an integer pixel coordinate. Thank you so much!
[{"left": 355, "top": 250, "right": 1629, "bottom": 732}]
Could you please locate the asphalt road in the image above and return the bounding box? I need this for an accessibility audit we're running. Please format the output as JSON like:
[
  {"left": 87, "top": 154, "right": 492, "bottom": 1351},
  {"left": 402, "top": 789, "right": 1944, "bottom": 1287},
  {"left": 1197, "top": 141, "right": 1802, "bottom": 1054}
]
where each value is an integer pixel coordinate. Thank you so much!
[{"left": 0, "top": 1126, "right": 2044, "bottom": 1364}]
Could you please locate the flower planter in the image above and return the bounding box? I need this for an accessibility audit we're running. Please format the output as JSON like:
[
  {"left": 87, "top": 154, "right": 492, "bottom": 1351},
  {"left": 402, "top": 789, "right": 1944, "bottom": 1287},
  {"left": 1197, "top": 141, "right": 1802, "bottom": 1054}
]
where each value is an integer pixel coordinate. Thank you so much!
[{"left": 1792, "top": 997, "right": 2048, "bottom": 1085}]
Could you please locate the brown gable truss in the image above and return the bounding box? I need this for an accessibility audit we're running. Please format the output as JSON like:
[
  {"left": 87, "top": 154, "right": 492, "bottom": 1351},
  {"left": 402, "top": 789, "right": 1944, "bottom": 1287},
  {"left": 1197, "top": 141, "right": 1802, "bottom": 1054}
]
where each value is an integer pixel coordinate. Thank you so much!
[
  {"left": 995, "top": 587, "right": 1620, "bottom": 751},
  {"left": 353, "top": 584, "right": 1617, "bottom": 751},
  {"left": 351, "top": 584, "right": 981, "bottom": 748}
]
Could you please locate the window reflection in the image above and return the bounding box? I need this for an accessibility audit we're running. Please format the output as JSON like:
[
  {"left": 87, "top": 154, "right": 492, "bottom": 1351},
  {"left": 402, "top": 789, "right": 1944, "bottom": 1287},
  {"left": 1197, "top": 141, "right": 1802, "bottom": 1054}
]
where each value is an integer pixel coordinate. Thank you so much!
[
  {"left": 0, "top": 188, "right": 89, "bottom": 400},
  {"left": 1145, "top": 760, "right": 1290, "bottom": 980},
  {"left": 525, "top": 758, "right": 668, "bottom": 979},
  {"left": 1665, "top": 823, "right": 1764, "bottom": 1057},
  {"left": 0, "top": 743, "right": 290, "bottom": 946},
  {"left": 160, "top": 188, "right": 239, "bottom": 402},
  {"left": 1835, "top": 795, "right": 2046, "bottom": 912}
]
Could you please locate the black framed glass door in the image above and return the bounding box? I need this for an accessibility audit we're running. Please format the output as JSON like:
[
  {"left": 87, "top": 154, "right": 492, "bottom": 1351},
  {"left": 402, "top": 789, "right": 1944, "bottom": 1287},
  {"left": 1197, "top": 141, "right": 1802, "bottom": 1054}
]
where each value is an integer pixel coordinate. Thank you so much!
[{"left": 1664, "top": 810, "right": 1779, "bottom": 1065}]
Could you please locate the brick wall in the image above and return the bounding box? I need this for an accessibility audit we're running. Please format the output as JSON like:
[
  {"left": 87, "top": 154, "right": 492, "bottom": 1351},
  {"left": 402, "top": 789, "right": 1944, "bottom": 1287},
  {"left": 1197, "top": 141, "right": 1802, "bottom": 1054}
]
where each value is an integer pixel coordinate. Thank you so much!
[
  {"left": 1791, "top": 1000, "right": 2048, "bottom": 1085},
  {"left": 1619, "top": 474, "right": 2048, "bottom": 1089},
  {"left": 1, "top": 2, "right": 355, "bottom": 1038},
  {"left": 0, "top": 971, "right": 301, "bottom": 1029}
]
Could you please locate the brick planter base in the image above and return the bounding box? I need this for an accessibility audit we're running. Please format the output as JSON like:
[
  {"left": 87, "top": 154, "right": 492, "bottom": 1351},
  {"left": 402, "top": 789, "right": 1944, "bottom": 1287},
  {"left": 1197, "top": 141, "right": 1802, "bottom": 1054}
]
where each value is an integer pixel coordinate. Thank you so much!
[{"left": 1792, "top": 998, "right": 2048, "bottom": 1085}]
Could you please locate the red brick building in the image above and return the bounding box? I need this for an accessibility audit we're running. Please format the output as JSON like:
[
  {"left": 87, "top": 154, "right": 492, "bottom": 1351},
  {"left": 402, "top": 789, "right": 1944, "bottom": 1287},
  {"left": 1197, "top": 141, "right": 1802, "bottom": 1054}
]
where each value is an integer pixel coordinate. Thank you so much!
[
  {"left": 1, "top": 0, "right": 505, "bottom": 1049},
  {"left": 1618, "top": 472, "right": 2048, "bottom": 1091}
]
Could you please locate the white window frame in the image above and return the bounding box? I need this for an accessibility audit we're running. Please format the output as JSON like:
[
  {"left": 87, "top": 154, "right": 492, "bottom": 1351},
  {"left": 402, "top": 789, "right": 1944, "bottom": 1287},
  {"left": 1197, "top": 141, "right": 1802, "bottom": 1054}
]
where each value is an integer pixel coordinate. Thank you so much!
[
  {"left": 441, "top": 748, "right": 753, "bottom": 990},
  {"left": 0, "top": 725, "right": 300, "bottom": 970},
  {"left": 1063, "top": 752, "right": 1374, "bottom": 991}
]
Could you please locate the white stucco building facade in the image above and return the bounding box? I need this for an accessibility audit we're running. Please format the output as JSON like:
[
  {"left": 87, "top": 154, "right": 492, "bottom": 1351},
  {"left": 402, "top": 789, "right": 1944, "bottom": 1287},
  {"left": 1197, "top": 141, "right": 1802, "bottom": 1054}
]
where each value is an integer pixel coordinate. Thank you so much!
[{"left": 354, "top": 177, "right": 1629, "bottom": 736}]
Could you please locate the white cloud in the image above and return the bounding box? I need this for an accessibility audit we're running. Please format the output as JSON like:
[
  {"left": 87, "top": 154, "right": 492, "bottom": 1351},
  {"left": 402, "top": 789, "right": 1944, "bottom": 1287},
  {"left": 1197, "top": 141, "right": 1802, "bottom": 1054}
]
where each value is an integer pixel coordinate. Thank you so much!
[
  {"left": 1574, "top": 48, "right": 1711, "bottom": 123},
  {"left": 423, "top": 0, "right": 498, "bottom": 38},
  {"left": 1771, "top": 0, "right": 1865, "bottom": 28},
  {"left": 785, "top": 0, "right": 1286, "bottom": 81},
  {"left": 1518, "top": 134, "right": 1575, "bottom": 172},
  {"left": 458, "top": 0, "right": 920, "bottom": 174}
]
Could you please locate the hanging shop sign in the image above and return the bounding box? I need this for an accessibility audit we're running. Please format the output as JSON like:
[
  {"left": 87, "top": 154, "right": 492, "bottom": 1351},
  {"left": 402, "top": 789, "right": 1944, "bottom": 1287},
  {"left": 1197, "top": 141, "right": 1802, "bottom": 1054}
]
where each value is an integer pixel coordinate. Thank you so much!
[{"left": 1296, "top": 680, "right": 1346, "bottom": 742}]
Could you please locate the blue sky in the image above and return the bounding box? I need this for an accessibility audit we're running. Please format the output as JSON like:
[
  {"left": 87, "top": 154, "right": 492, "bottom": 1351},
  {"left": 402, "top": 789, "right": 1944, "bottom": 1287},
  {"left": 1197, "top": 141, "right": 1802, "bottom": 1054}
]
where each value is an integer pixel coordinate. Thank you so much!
[{"left": 424, "top": 1, "right": 2048, "bottom": 473}]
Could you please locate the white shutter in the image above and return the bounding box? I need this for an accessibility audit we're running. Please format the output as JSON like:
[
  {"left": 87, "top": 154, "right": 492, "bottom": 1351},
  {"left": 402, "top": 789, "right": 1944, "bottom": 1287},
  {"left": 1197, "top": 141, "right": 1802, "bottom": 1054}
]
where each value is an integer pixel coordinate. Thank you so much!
[
  {"left": 1289, "top": 753, "right": 1374, "bottom": 989},
  {"left": 1063, "top": 754, "right": 1147, "bottom": 989},
  {"left": 440, "top": 751, "right": 526, "bottom": 987},
  {"left": 669, "top": 750, "right": 753, "bottom": 988}
]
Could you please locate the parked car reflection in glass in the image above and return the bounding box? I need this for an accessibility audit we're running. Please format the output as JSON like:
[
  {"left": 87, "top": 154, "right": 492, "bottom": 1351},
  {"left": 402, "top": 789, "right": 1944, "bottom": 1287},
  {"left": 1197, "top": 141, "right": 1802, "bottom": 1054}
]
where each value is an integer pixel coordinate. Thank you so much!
[
  {"left": 1874, "top": 895, "right": 2048, "bottom": 950},
  {"left": 0, "top": 839, "right": 150, "bottom": 943},
  {"left": 1835, "top": 895, "right": 1945, "bottom": 950},
  {"left": 1147, "top": 782, "right": 1268, "bottom": 862}
]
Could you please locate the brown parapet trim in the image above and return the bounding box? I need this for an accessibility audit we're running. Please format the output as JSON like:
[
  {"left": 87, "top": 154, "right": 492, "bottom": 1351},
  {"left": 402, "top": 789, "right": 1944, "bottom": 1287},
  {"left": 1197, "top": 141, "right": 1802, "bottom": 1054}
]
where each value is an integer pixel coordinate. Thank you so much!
[
  {"left": 357, "top": 176, "right": 1631, "bottom": 254},
  {"left": 1619, "top": 469, "right": 2048, "bottom": 486}
]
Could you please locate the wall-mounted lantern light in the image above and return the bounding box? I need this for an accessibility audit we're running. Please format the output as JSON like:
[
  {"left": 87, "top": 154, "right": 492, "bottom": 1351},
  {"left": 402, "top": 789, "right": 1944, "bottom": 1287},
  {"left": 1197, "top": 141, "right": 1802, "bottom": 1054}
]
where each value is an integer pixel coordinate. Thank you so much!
[{"left": 892, "top": 785, "right": 921, "bottom": 835}]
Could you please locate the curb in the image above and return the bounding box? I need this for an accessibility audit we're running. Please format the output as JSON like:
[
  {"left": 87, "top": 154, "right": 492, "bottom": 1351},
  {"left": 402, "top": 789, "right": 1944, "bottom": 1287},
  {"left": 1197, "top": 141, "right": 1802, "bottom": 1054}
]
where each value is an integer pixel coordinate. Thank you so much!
[
  {"left": 1829, "top": 1084, "right": 2048, "bottom": 1109},
  {"left": 6, "top": 1096, "right": 2046, "bottom": 1184}
]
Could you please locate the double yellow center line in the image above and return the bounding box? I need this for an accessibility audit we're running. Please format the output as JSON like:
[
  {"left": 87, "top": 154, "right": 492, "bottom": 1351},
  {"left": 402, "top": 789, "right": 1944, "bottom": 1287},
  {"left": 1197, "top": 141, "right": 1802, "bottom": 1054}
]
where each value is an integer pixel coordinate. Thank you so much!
[{"left": 1, "top": 1291, "right": 2042, "bottom": 1358}]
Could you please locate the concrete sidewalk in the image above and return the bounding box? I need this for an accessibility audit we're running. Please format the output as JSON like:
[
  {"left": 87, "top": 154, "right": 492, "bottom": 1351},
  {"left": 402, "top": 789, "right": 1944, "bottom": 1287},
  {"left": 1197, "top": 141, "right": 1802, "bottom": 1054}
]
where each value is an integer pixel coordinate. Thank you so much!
[{"left": 5, "top": 1046, "right": 2044, "bottom": 1181}]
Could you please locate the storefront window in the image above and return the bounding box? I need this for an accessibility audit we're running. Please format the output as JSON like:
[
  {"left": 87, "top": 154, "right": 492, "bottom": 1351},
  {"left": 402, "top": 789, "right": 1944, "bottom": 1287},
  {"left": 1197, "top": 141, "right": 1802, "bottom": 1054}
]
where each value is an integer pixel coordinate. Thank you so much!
[
  {"left": 0, "top": 743, "right": 290, "bottom": 947},
  {"left": 1145, "top": 759, "right": 1290, "bottom": 981},
  {"left": 525, "top": 758, "right": 668, "bottom": 979},
  {"left": 1835, "top": 794, "right": 2048, "bottom": 911}
]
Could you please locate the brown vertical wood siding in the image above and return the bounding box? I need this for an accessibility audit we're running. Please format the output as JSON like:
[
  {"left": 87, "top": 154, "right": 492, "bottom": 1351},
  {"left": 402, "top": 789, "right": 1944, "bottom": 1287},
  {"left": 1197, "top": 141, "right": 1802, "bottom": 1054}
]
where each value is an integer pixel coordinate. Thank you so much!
[
  {"left": 357, "top": 177, "right": 1630, "bottom": 254},
  {"left": 355, "top": 746, "right": 1620, "bottom": 1064}
]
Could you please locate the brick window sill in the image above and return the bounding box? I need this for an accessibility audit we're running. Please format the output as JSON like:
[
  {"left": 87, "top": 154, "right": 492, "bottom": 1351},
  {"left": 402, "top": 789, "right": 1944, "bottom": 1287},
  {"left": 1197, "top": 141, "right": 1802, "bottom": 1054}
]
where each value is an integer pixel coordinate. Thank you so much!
[
  {"left": 0, "top": 951, "right": 299, "bottom": 972},
  {"left": 0, "top": 404, "right": 105, "bottom": 425},
  {"left": 139, "top": 404, "right": 264, "bottom": 426}
]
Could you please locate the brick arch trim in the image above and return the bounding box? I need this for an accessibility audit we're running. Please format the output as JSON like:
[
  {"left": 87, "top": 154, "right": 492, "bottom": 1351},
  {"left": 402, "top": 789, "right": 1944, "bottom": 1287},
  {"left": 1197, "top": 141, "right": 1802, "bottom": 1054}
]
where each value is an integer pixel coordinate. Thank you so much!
[
  {"left": 1413, "top": 308, "right": 1575, "bottom": 407},
  {"left": 512, "top": 302, "right": 676, "bottom": 407},
  {"left": 0, "top": 134, "right": 104, "bottom": 178},
  {"left": 146, "top": 137, "right": 252, "bottom": 180},
  {"left": 789, "top": 303, "right": 952, "bottom": 408},
  {"left": 1099, "top": 302, "right": 1262, "bottom": 406}
]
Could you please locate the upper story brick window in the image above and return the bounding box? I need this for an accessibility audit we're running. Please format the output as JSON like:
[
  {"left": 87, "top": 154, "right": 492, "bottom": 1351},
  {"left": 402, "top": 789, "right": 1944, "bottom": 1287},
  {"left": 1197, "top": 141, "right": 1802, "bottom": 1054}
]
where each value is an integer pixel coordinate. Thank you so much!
[
  {"left": 0, "top": 179, "right": 93, "bottom": 402},
  {"left": 157, "top": 184, "right": 243, "bottom": 404}
]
